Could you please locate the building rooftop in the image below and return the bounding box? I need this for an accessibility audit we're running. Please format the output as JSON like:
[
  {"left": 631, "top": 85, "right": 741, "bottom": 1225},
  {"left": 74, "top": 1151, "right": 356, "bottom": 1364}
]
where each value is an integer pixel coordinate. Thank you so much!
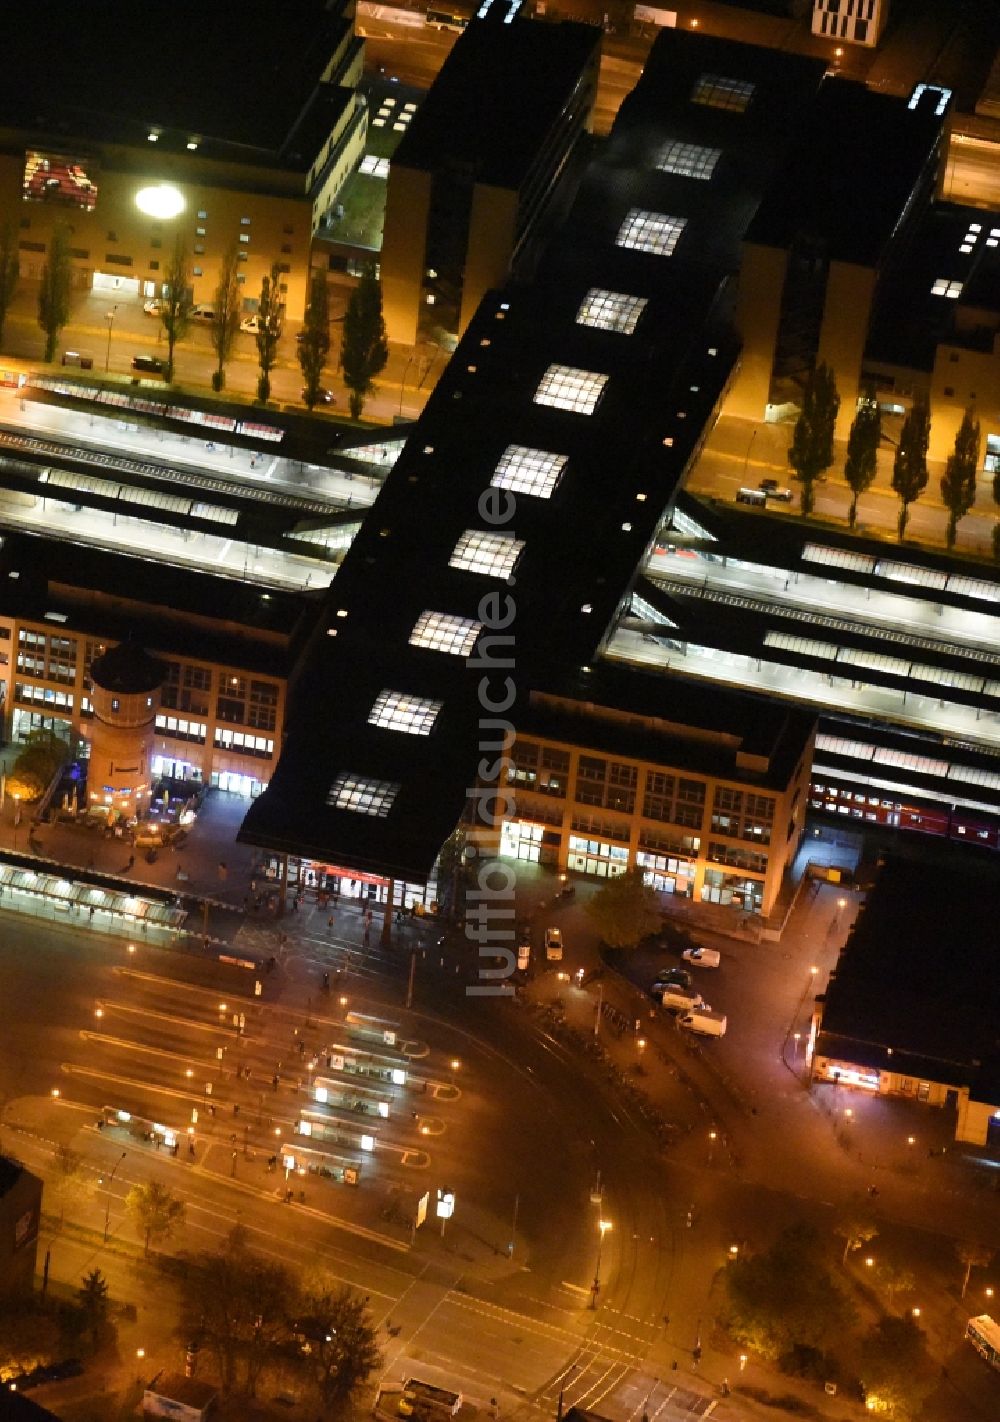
[
  {"left": 816, "top": 856, "right": 1000, "bottom": 1103},
  {"left": 90, "top": 641, "right": 167, "bottom": 696},
  {"left": 241, "top": 29, "right": 832, "bottom": 881},
  {"left": 0, "top": 0, "right": 358, "bottom": 168},
  {"left": 389, "top": 15, "right": 601, "bottom": 189},
  {"left": 746, "top": 79, "right": 949, "bottom": 267}
]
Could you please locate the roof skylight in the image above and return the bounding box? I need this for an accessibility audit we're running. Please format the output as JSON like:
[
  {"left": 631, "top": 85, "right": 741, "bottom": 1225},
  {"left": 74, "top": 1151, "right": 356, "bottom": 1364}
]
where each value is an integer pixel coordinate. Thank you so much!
[
  {"left": 534, "top": 363, "right": 609, "bottom": 415},
  {"left": 492, "top": 444, "right": 568, "bottom": 499},
  {"left": 691, "top": 74, "right": 755, "bottom": 112},
  {"left": 656, "top": 140, "right": 721, "bottom": 180},
  {"left": 616, "top": 210, "right": 686, "bottom": 257},
  {"left": 576, "top": 288, "right": 648, "bottom": 335},
  {"left": 449, "top": 530, "right": 524, "bottom": 579},
  {"left": 409, "top": 611, "right": 481, "bottom": 656},
  {"left": 327, "top": 774, "right": 399, "bottom": 817},
  {"left": 368, "top": 689, "right": 443, "bottom": 736}
]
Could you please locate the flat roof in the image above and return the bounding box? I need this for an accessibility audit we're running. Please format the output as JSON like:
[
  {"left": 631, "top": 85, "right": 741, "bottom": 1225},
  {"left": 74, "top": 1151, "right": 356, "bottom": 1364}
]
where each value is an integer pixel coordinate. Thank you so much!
[
  {"left": 390, "top": 15, "right": 601, "bottom": 189},
  {"left": 746, "top": 79, "right": 948, "bottom": 267},
  {"left": 817, "top": 856, "right": 1000, "bottom": 1102},
  {"left": 241, "top": 29, "right": 832, "bottom": 880},
  {"left": 0, "top": 0, "right": 356, "bottom": 165}
]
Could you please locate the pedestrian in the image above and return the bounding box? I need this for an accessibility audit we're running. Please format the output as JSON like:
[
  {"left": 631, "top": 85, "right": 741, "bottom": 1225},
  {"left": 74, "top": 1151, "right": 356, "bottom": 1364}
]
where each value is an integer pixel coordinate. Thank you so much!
[
  {"left": 272, "top": 1073, "right": 279, "bottom": 1091},
  {"left": 250, "top": 878, "right": 257, "bottom": 894},
  {"left": 233, "top": 1103, "right": 240, "bottom": 1115},
  {"left": 298, "top": 1039, "right": 305, "bottom": 1056},
  {"left": 126, "top": 853, "right": 134, "bottom": 870}
]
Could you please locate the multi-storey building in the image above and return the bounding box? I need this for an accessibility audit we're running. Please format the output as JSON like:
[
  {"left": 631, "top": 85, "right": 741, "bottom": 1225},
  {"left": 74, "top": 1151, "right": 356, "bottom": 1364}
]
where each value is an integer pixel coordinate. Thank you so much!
[
  {"left": 811, "top": 0, "right": 889, "bottom": 48},
  {"left": 380, "top": 9, "right": 601, "bottom": 346},
  {"left": 0, "top": 0, "right": 367, "bottom": 318}
]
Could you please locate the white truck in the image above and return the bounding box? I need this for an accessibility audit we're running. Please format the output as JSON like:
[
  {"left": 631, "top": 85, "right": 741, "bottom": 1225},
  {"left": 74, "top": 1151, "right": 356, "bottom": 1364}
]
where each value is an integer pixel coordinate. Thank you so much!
[
  {"left": 658, "top": 983, "right": 705, "bottom": 1013},
  {"left": 679, "top": 1007, "right": 727, "bottom": 1037}
]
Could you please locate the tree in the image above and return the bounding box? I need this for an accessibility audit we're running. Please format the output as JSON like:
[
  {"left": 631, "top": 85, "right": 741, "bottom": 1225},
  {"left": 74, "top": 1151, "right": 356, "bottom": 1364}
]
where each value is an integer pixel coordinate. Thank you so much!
[
  {"left": 125, "top": 1178, "right": 185, "bottom": 1257},
  {"left": 48, "top": 1143, "right": 96, "bottom": 1228},
  {"left": 293, "top": 1284, "right": 383, "bottom": 1410},
  {"left": 340, "top": 264, "right": 389, "bottom": 420},
  {"left": 210, "top": 244, "right": 242, "bottom": 392},
  {"left": 788, "top": 361, "right": 839, "bottom": 516},
  {"left": 178, "top": 1230, "right": 296, "bottom": 1396},
  {"left": 255, "top": 262, "right": 284, "bottom": 402},
  {"left": 159, "top": 236, "right": 193, "bottom": 382},
  {"left": 891, "top": 397, "right": 930, "bottom": 541},
  {"left": 76, "top": 1268, "right": 111, "bottom": 1349},
  {"left": 956, "top": 1240, "right": 992, "bottom": 1299},
  {"left": 0, "top": 221, "right": 20, "bottom": 349},
  {"left": 858, "top": 1315, "right": 933, "bottom": 1420},
  {"left": 875, "top": 1259, "right": 915, "bottom": 1308},
  {"left": 843, "top": 390, "right": 881, "bottom": 530},
  {"left": 724, "top": 1224, "right": 855, "bottom": 1361},
  {"left": 940, "top": 407, "right": 980, "bottom": 549},
  {"left": 585, "top": 867, "right": 661, "bottom": 949},
  {"left": 37, "top": 224, "right": 73, "bottom": 362},
  {"left": 834, "top": 1213, "right": 878, "bottom": 1268},
  {"left": 298, "top": 269, "right": 330, "bottom": 410}
]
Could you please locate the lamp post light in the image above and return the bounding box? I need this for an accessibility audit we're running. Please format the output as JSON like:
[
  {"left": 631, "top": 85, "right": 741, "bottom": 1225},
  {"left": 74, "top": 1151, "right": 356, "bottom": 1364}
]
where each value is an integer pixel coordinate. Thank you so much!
[
  {"left": 590, "top": 1219, "right": 612, "bottom": 1309},
  {"left": 104, "top": 305, "right": 118, "bottom": 371},
  {"left": 101, "top": 1151, "right": 127, "bottom": 1243},
  {"left": 12, "top": 792, "right": 21, "bottom": 852}
]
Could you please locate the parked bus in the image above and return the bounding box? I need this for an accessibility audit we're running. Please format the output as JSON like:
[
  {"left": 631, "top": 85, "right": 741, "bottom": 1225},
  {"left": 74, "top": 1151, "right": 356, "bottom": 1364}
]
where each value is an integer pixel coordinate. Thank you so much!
[
  {"left": 966, "top": 1315, "right": 1000, "bottom": 1371},
  {"left": 425, "top": 6, "right": 469, "bottom": 31}
]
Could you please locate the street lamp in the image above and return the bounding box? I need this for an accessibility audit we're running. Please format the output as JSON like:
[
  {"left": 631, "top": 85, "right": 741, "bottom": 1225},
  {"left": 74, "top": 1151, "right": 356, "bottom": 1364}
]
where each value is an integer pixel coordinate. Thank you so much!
[
  {"left": 104, "top": 305, "right": 118, "bottom": 372},
  {"left": 590, "top": 1219, "right": 612, "bottom": 1309},
  {"left": 101, "top": 1151, "right": 127, "bottom": 1243},
  {"left": 12, "top": 792, "right": 21, "bottom": 852}
]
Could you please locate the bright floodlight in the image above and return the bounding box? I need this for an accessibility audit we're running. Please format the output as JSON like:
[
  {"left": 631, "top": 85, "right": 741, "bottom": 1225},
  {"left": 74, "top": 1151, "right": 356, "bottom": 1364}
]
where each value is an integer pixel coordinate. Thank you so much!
[{"left": 135, "top": 183, "right": 185, "bottom": 219}]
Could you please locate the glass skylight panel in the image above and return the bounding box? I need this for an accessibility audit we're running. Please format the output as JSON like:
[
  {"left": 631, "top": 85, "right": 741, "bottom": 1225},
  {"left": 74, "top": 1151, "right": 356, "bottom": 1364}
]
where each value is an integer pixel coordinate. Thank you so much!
[
  {"left": 656, "top": 140, "right": 722, "bottom": 180},
  {"left": 876, "top": 560, "right": 948, "bottom": 591},
  {"left": 576, "top": 288, "right": 648, "bottom": 335},
  {"left": 764, "top": 631, "right": 837, "bottom": 661},
  {"left": 691, "top": 74, "right": 755, "bottom": 112},
  {"left": 492, "top": 444, "right": 568, "bottom": 499},
  {"left": 449, "top": 529, "right": 524, "bottom": 578},
  {"left": 930, "top": 278, "right": 962, "bottom": 298},
  {"left": 533, "top": 364, "right": 608, "bottom": 415},
  {"left": 327, "top": 774, "right": 399, "bottom": 818},
  {"left": 409, "top": 611, "right": 481, "bottom": 656},
  {"left": 616, "top": 209, "right": 686, "bottom": 257},
  {"left": 802, "top": 543, "right": 875, "bottom": 574},
  {"left": 368, "top": 689, "right": 443, "bottom": 736}
]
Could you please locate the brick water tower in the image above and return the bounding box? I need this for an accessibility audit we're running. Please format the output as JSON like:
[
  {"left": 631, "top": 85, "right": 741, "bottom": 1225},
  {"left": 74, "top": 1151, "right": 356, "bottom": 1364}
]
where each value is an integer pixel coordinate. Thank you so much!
[{"left": 88, "top": 641, "right": 166, "bottom": 820}]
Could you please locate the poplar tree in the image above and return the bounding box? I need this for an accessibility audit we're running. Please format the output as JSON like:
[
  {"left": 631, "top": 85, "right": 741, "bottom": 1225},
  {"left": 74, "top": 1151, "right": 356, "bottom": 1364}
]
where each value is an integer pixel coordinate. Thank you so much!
[
  {"left": 255, "top": 262, "right": 284, "bottom": 402},
  {"left": 0, "top": 222, "right": 19, "bottom": 349},
  {"left": 891, "top": 398, "right": 931, "bottom": 541},
  {"left": 210, "top": 243, "right": 242, "bottom": 392},
  {"left": 940, "top": 406, "right": 980, "bottom": 549},
  {"left": 298, "top": 269, "right": 330, "bottom": 410},
  {"left": 843, "top": 390, "right": 881, "bottom": 530},
  {"left": 160, "top": 236, "right": 193, "bottom": 383},
  {"left": 37, "top": 223, "right": 72, "bottom": 362},
  {"left": 788, "top": 361, "right": 839, "bottom": 516},
  {"left": 340, "top": 263, "right": 389, "bottom": 420}
]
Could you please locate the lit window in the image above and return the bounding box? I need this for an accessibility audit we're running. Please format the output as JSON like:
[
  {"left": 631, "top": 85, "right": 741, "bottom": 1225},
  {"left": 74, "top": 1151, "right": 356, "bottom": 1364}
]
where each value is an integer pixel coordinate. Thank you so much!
[
  {"left": 449, "top": 529, "right": 524, "bottom": 579},
  {"left": 492, "top": 444, "right": 568, "bottom": 498},
  {"left": 656, "top": 140, "right": 721, "bottom": 180},
  {"left": 359, "top": 155, "right": 390, "bottom": 178},
  {"left": 534, "top": 363, "right": 608, "bottom": 415},
  {"left": 409, "top": 611, "right": 482, "bottom": 655},
  {"left": 576, "top": 288, "right": 648, "bottom": 335},
  {"left": 240, "top": 216, "right": 251, "bottom": 226},
  {"left": 147, "top": 131, "right": 159, "bottom": 143},
  {"left": 930, "top": 278, "right": 962, "bottom": 298},
  {"left": 368, "top": 689, "right": 443, "bottom": 736},
  {"left": 616, "top": 209, "right": 686, "bottom": 257},
  {"left": 197, "top": 209, "right": 208, "bottom": 219},
  {"left": 328, "top": 773, "right": 399, "bottom": 817},
  {"left": 691, "top": 74, "right": 755, "bottom": 112}
]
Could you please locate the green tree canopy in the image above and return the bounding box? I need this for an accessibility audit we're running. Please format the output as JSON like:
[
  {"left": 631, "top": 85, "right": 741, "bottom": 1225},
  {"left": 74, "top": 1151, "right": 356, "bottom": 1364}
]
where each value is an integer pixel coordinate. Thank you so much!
[
  {"left": 724, "top": 1224, "right": 856, "bottom": 1361},
  {"left": 125, "top": 1178, "right": 185, "bottom": 1256},
  {"left": 858, "top": 1315, "right": 933, "bottom": 1420},
  {"left": 298, "top": 269, "right": 330, "bottom": 410},
  {"left": 585, "top": 867, "right": 661, "bottom": 948},
  {"left": 940, "top": 407, "right": 980, "bottom": 549},
  {"left": 340, "top": 264, "right": 389, "bottom": 420},
  {"left": 294, "top": 1284, "right": 383, "bottom": 1410},
  {"left": 210, "top": 244, "right": 242, "bottom": 392},
  {"left": 159, "top": 237, "right": 193, "bottom": 382},
  {"left": 76, "top": 1268, "right": 111, "bottom": 1348},
  {"left": 255, "top": 262, "right": 284, "bottom": 402},
  {"left": 844, "top": 390, "right": 881, "bottom": 530},
  {"left": 37, "top": 224, "right": 72, "bottom": 363},
  {"left": 891, "top": 398, "right": 930, "bottom": 541},
  {"left": 788, "top": 361, "right": 839, "bottom": 516},
  {"left": 0, "top": 222, "right": 20, "bottom": 349},
  {"left": 47, "top": 1143, "right": 96, "bottom": 1227},
  {"left": 956, "top": 1239, "right": 993, "bottom": 1298},
  {"left": 834, "top": 1212, "right": 878, "bottom": 1267}
]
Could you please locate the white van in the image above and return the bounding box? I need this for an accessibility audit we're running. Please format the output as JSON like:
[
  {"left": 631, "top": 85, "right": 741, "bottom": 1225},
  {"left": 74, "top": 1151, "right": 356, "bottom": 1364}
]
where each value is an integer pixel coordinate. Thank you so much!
[
  {"left": 659, "top": 983, "right": 705, "bottom": 1013},
  {"left": 517, "top": 939, "right": 531, "bottom": 972},
  {"left": 190, "top": 304, "right": 215, "bottom": 322},
  {"left": 679, "top": 1008, "right": 727, "bottom": 1037},
  {"left": 544, "top": 927, "right": 563, "bottom": 961}
]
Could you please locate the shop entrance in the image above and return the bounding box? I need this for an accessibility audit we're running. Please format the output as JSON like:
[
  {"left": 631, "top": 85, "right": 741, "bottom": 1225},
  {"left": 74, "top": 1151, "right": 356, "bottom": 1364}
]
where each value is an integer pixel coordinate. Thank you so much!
[{"left": 92, "top": 271, "right": 140, "bottom": 296}]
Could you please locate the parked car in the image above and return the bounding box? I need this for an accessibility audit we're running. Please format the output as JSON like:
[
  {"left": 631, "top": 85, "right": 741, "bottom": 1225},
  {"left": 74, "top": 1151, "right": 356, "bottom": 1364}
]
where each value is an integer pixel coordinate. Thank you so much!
[
  {"left": 682, "top": 946, "right": 721, "bottom": 968},
  {"left": 653, "top": 966, "right": 692, "bottom": 989},
  {"left": 517, "top": 939, "right": 530, "bottom": 972},
  {"left": 131, "top": 354, "right": 166, "bottom": 375},
  {"left": 143, "top": 297, "right": 163, "bottom": 316},
  {"left": 544, "top": 926, "right": 563, "bottom": 961},
  {"left": 190, "top": 304, "right": 215, "bottom": 322},
  {"left": 759, "top": 478, "right": 793, "bottom": 501},
  {"left": 679, "top": 1008, "right": 727, "bottom": 1037},
  {"left": 240, "top": 314, "right": 260, "bottom": 334},
  {"left": 301, "top": 387, "right": 335, "bottom": 405}
]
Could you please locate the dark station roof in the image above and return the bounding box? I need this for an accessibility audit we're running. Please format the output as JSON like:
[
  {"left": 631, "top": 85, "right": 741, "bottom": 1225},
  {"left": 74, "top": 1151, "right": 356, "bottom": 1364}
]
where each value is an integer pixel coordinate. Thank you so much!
[
  {"left": 746, "top": 80, "right": 949, "bottom": 267},
  {"left": 89, "top": 641, "right": 167, "bottom": 696},
  {"left": 816, "top": 857, "right": 1000, "bottom": 1104},
  {"left": 240, "top": 29, "right": 831, "bottom": 881},
  {"left": 390, "top": 15, "right": 601, "bottom": 190},
  {"left": 0, "top": 0, "right": 357, "bottom": 168}
]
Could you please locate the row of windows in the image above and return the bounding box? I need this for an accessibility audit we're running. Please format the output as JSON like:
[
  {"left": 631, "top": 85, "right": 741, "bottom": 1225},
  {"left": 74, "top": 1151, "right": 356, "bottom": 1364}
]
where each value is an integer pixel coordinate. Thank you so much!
[
  {"left": 707, "top": 841, "right": 768, "bottom": 874},
  {"left": 15, "top": 683, "right": 73, "bottom": 708},
  {"left": 213, "top": 728, "right": 275, "bottom": 758}
]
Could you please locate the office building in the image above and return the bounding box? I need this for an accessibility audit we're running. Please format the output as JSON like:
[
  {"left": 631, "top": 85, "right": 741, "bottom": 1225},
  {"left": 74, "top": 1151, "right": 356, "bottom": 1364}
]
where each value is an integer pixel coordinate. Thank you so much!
[
  {"left": 0, "top": 0, "right": 367, "bottom": 318},
  {"left": 810, "top": 857, "right": 1000, "bottom": 1147},
  {"left": 0, "top": 1155, "right": 42, "bottom": 1298},
  {"left": 380, "top": 11, "right": 601, "bottom": 346},
  {"left": 811, "top": 0, "right": 889, "bottom": 48}
]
